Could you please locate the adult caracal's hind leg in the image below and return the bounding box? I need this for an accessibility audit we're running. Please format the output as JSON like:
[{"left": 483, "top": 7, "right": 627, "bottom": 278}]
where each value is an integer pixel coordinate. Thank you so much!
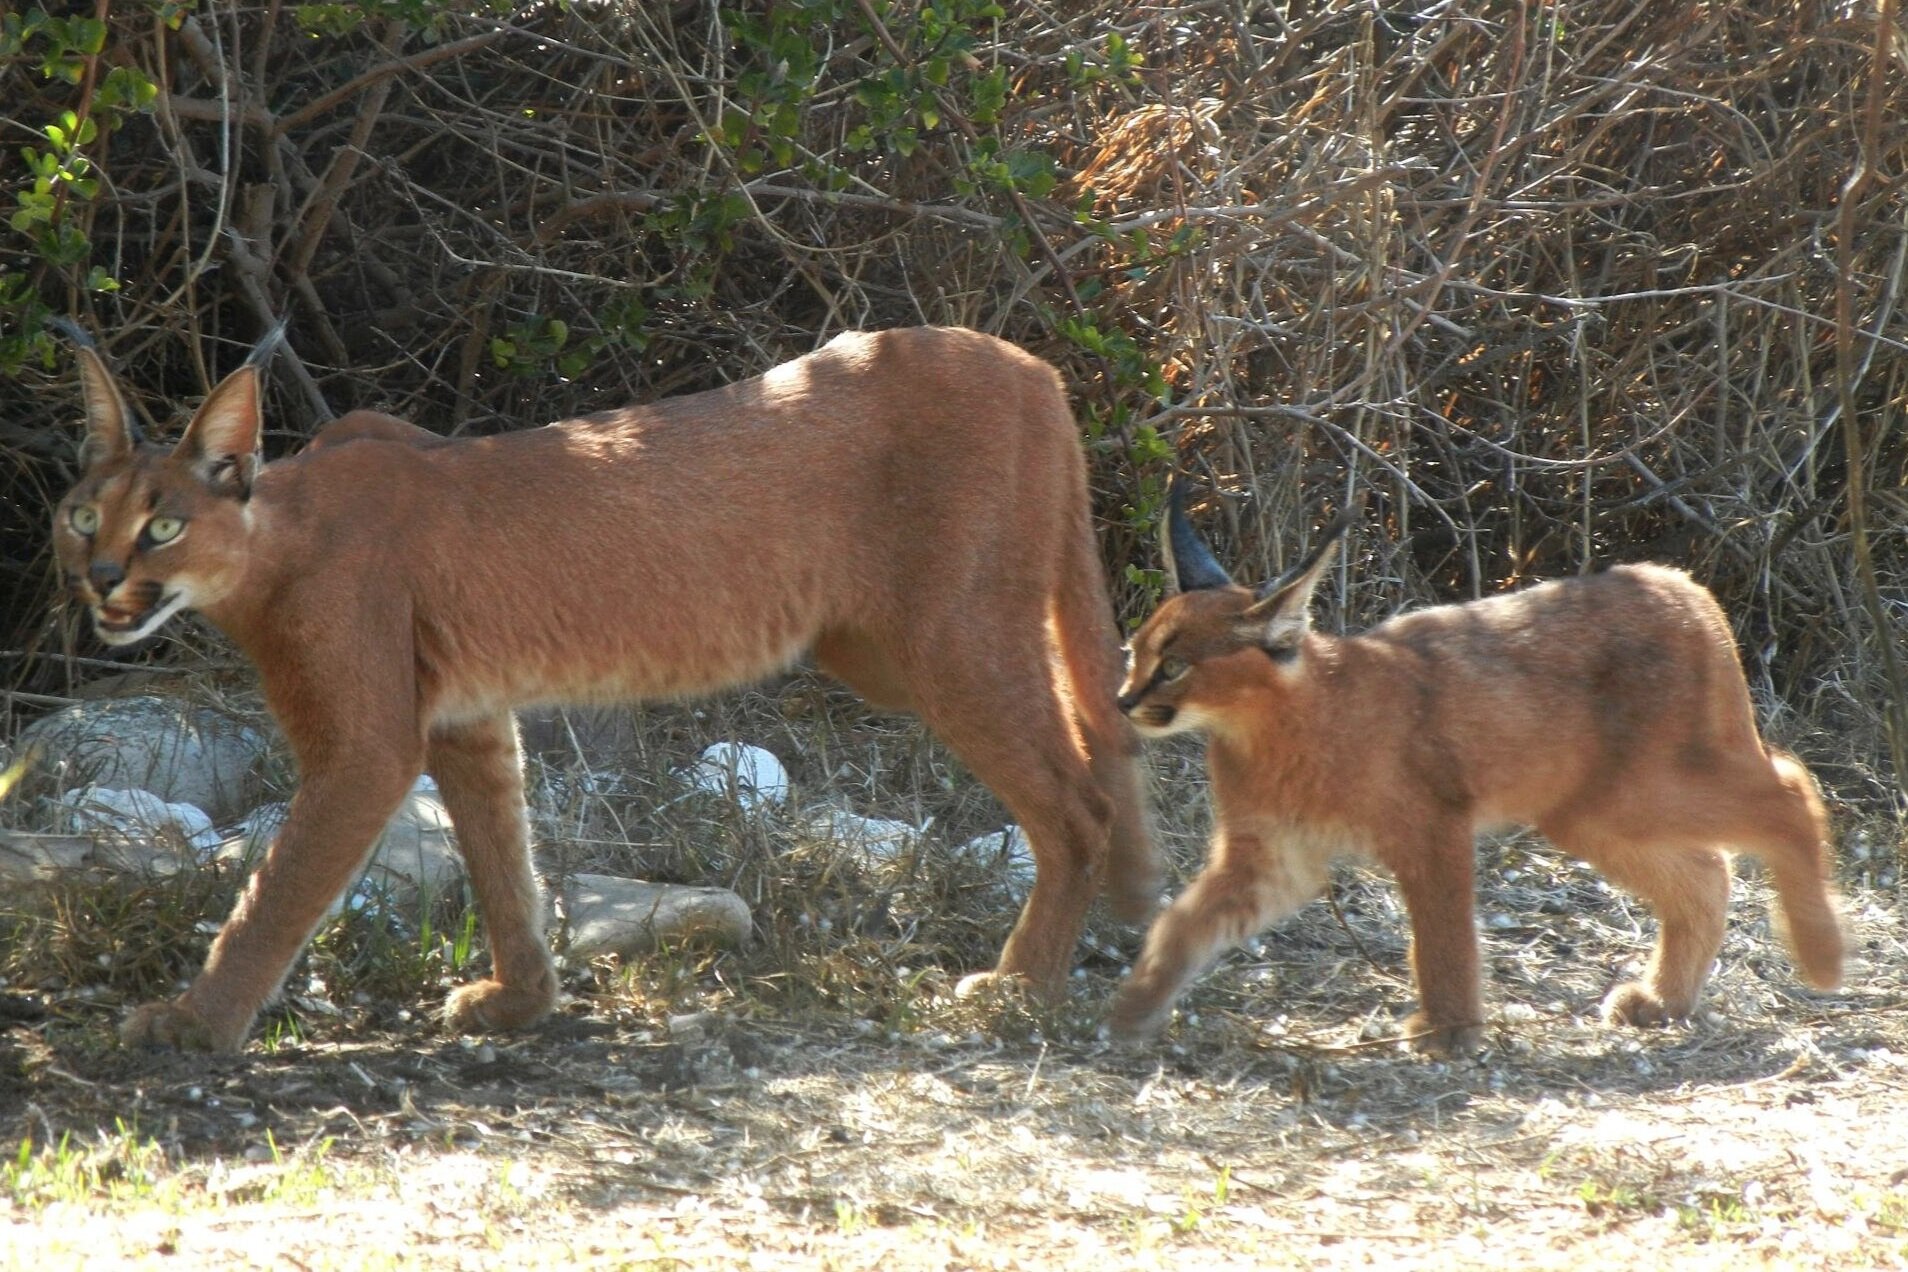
[
  {"left": 122, "top": 750, "right": 420, "bottom": 1052},
  {"left": 1057, "top": 523, "right": 1160, "bottom": 923},
  {"left": 1545, "top": 789, "right": 1732, "bottom": 1026},
  {"left": 904, "top": 632, "right": 1115, "bottom": 1000},
  {"left": 819, "top": 623, "right": 1118, "bottom": 999},
  {"left": 430, "top": 714, "right": 560, "bottom": 1033}
]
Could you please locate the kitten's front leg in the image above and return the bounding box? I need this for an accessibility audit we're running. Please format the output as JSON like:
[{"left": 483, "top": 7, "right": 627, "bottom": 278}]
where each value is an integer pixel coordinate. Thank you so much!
[
  {"left": 1392, "top": 827, "right": 1487, "bottom": 1057},
  {"left": 1109, "top": 826, "right": 1323, "bottom": 1040}
]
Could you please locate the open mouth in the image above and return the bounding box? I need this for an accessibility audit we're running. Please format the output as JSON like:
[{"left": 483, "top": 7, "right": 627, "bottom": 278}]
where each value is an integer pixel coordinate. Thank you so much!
[
  {"left": 96, "top": 603, "right": 150, "bottom": 632},
  {"left": 92, "top": 591, "right": 182, "bottom": 642}
]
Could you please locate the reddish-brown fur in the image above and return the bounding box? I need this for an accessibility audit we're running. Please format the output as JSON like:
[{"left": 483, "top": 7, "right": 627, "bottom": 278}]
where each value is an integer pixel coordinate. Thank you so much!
[
  {"left": 1110, "top": 503, "right": 1842, "bottom": 1055},
  {"left": 51, "top": 326, "right": 1156, "bottom": 1053}
]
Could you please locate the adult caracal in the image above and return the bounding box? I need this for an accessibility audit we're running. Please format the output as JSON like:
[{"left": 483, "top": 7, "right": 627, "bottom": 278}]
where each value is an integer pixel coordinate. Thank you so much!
[
  {"left": 1109, "top": 483, "right": 1842, "bottom": 1055},
  {"left": 51, "top": 323, "right": 1156, "bottom": 1053}
]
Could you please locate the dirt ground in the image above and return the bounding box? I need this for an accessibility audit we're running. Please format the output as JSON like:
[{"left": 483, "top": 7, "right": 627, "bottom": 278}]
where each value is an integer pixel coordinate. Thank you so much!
[{"left": 4, "top": 850, "right": 1906, "bottom": 1271}]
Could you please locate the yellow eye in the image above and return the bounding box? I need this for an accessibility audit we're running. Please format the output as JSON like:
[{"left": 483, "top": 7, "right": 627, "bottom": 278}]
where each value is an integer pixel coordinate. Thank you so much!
[
  {"left": 145, "top": 515, "right": 185, "bottom": 545},
  {"left": 69, "top": 505, "right": 99, "bottom": 536},
  {"left": 1159, "top": 655, "right": 1192, "bottom": 682}
]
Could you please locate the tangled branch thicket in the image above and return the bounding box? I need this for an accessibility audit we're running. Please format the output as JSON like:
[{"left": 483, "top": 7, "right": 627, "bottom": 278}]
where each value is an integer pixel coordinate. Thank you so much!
[{"left": 1, "top": 1, "right": 1903, "bottom": 821}]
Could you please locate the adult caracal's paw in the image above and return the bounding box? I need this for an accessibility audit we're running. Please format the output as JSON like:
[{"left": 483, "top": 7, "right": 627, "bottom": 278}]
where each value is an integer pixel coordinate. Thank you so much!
[
  {"left": 1600, "top": 981, "right": 1689, "bottom": 1029},
  {"left": 121, "top": 997, "right": 244, "bottom": 1053},
  {"left": 1400, "top": 1011, "right": 1487, "bottom": 1059},
  {"left": 442, "top": 979, "right": 557, "bottom": 1034}
]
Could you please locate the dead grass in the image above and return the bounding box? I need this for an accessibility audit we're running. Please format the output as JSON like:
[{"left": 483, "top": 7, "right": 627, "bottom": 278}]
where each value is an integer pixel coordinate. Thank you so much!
[
  {"left": 2, "top": 681, "right": 1906, "bottom": 1269},
  {"left": 2, "top": 0, "right": 1906, "bottom": 1262}
]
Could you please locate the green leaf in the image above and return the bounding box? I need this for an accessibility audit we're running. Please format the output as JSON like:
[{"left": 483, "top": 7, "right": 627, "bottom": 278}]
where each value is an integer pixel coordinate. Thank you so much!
[{"left": 73, "top": 17, "right": 107, "bottom": 55}]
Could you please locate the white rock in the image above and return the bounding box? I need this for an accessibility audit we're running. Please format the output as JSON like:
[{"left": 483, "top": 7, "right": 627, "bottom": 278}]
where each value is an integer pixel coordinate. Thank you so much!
[
  {"left": 231, "top": 802, "right": 290, "bottom": 859},
  {"left": 800, "top": 807, "right": 921, "bottom": 863},
  {"left": 561, "top": 873, "right": 752, "bottom": 961},
  {"left": 685, "top": 742, "right": 790, "bottom": 810},
  {"left": 219, "top": 778, "right": 464, "bottom": 915},
  {"left": 18, "top": 696, "right": 268, "bottom": 821},
  {"left": 958, "top": 824, "right": 1037, "bottom": 894},
  {"left": 360, "top": 784, "right": 465, "bottom": 904},
  {"left": 0, "top": 829, "right": 191, "bottom": 884},
  {"left": 56, "top": 786, "right": 221, "bottom": 856}
]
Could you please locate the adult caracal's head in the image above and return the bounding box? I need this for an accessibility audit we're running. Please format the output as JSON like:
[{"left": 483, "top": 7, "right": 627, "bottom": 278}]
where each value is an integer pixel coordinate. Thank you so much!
[
  {"left": 51, "top": 324, "right": 283, "bottom": 647},
  {"left": 1117, "top": 480, "right": 1353, "bottom": 738}
]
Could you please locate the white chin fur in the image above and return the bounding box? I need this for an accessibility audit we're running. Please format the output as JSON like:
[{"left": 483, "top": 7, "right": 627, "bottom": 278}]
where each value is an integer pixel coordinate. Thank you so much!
[{"left": 95, "top": 591, "right": 192, "bottom": 645}]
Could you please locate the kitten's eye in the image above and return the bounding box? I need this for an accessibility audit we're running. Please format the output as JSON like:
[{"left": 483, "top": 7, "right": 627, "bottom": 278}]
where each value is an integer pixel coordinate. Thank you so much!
[
  {"left": 69, "top": 505, "right": 100, "bottom": 536},
  {"left": 1158, "top": 655, "right": 1192, "bottom": 683},
  {"left": 145, "top": 515, "right": 185, "bottom": 545}
]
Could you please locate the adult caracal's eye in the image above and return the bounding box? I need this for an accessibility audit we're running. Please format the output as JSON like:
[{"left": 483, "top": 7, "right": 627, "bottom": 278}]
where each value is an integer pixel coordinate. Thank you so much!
[
  {"left": 1159, "top": 655, "right": 1191, "bottom": 683},
  {"left": 145, "top": 515, "right": 185, "bottom": 545},
  {"left": 69, "top": 505, "right": 100, "bottom": 536}
]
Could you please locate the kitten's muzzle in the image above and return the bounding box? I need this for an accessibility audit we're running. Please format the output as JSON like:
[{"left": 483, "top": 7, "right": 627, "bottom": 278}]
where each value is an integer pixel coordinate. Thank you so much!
[{"left": 1122, "top": 700, "right": 1178, "bottom": 731}]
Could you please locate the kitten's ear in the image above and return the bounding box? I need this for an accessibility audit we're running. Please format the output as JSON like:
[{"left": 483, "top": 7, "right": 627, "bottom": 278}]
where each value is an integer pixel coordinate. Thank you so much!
[
  {"left": 175, "top": 364, "right": 264, "bottom": 499},
  {"left": 1161, "top": 476, "right": 1234, "bottom": 595},
  {"left": 1241, "top": 509, "right": 1357, "bottom": 658},
  {"left": 50, "top": 318, "right": 142, "bottom": 470}
]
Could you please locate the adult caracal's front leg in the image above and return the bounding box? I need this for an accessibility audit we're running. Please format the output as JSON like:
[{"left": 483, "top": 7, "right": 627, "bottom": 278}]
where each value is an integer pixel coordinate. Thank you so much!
[
  {"left": 123, "top": 644, "right": 424, "bottom": 1053},
  {"left": 429, "top": 714, "right": 559, "bottom": 1033},
  {"left": 121, "top": 758, "right": 420, "bottom": 1052}
]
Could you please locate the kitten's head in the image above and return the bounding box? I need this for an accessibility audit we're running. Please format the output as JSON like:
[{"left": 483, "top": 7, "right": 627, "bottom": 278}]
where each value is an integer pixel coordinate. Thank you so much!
[{"left": 1117, "top": 479, "right": 1352, "bottom": 736}]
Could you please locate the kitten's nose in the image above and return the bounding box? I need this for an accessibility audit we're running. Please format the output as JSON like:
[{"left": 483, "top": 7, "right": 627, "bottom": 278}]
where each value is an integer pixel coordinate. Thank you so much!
[{"left": 88, "top": 561, "right": 126, "bottom": 598}]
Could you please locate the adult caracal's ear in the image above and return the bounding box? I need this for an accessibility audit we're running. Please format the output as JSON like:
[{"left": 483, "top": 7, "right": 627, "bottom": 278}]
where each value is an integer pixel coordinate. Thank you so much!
[
  {"left": 175, "top": 321, "right": 287, "bottom": 499},
  {"left": 49, "top": 317, "right": 142, "bottom": 470},
  {"left": 1241, "top": 510, "right": 1356, "bottom": 659},
  {"left": 1160, "top": 476, "right": 1235, "bottom": 596}
]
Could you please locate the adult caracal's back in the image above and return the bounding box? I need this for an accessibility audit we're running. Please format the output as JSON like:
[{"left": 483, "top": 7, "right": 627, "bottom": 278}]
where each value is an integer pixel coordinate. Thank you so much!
[
  {"left": 1110, "top": 484, "right": 1842, "bottom": 1054},
  {"left": 51, "top": 324, "right": 1156, "bottom": 1053}
]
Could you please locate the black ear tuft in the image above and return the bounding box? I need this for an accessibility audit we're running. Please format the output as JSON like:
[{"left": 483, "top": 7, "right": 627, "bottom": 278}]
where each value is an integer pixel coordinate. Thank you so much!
[
  {"left": 46, "top": 315, "right": 97, "bottom": 352},
  {"left": 244, "top": 319, "right": 290, "bottom": 371},
  {"left": 1252, "top": 506, "right": 1358, "bottom": 606}
]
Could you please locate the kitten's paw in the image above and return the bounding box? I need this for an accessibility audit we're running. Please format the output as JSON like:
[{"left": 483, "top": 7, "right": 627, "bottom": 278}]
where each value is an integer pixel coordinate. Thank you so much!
[
  {"left": 120, "top": 998, "right": 240, "bottom": 1053},
  {"left": 443, "top": 978, "right": 556, "bottom": 1034},
  {"left": 1400, "top": 1011, "right": 1487, "bottom": 1058},
  {"left": 1600, "top": 981, "right": 1692, "bottom": 1028}
]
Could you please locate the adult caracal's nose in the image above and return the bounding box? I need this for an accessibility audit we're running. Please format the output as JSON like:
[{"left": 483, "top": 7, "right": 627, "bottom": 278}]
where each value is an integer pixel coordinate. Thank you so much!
[{"left": 88, "top": 560, "right": 126, "bottom": 599}]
